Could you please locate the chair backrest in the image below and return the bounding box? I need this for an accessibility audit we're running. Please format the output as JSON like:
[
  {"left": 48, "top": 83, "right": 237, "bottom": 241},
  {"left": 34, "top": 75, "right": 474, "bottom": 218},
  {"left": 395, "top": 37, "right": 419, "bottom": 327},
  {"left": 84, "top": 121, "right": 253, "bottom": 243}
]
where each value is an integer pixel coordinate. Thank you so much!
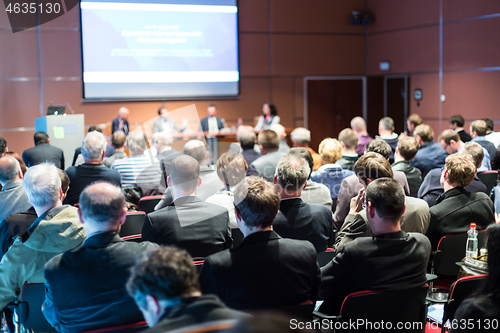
[
  {"left": 338, "top": 286, "right": 428, "bottom": 333},
  {"left": 119, "top": 212, "right": 146, "bottom": 239},
  {"left": 19, "top": 283, "right": 56, "bottom": 332},
  {"left": 477, "top": 170, "right": 499, "bottom": 195},
  {"left": 193, "top": 260, "right": 205, "bottom": 274},
  {"left": 137, "top": 195, "right": 164, "bottom": 214},
  {"left": 81, "top": 321, "right": 148, "bottom": 333},
  {"left": 317, "top": 248, "right": 336, "bottom": 267}
]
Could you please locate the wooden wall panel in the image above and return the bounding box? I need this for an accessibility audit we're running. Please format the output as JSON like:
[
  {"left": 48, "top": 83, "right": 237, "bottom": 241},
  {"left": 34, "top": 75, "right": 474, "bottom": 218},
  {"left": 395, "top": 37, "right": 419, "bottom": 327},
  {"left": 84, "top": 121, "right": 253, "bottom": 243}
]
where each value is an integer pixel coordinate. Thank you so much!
[
  {"left": 238, "top": 0, "right": 268, "bottom": 32},
  {"left": 0, "top": 31, "right": 38, "bottom": 78},
  {"left": 40, "top": 31, "right": 81, "bottom": 77},
  {"left": 239, "top": 34, "right": 270, "bottom": 77},
  {"left": 443, "top": 0, "right": 500, "bottom": 21},
  {"left": 0, "top": 81, "right": 40, "bottom": 128},
  {"left": 271, "top": 78, "right": 295, "bottom": 128}
]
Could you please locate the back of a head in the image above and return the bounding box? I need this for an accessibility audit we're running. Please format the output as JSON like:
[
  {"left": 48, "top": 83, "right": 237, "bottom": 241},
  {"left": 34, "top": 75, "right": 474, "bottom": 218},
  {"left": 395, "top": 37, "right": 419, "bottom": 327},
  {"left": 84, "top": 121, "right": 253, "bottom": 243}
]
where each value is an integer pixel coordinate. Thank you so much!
[
  {"left": 470, "top": 120, "right": 487, "bottom": 136},
  {"left": 365, "top": 139, "right": 392, "bottom": 160},
  {"left": 6, "top": 152, "right": 26, "bottom": 175},
  {"left": 0, "top": 155, "right": 20, "bottom": 185},
  {"left": 350, "top": 116, "right": 366, "bottom": 132},
  {"left": 118, "top": 107, "right": 129, "bottom": 117},
  {"left": 57, "top": 169, "right": 70, "bottom": 194},
  {"left": 415, "top": 124, "right": 434, "bottom": 143},
  {"left": 438, "top": 129, "right": 460, "bottom": 145},
  {"left": 127, "top": 131, "right": 148, "bottom": 154},
  {"left": 0, "top": 137, "right": 7, "bottom": 155},
  {"left": 450, "top": 114, "right": 465, "bottom": 127},
  {"left": 34, "top": 131, "right": 49, "bottom": 145},
  {"left": 444, "top": 153, "right": 476, "bottom": 188},
  {"left": 276, "top": 154, "right": 310, "bottom": 192},
  {"left": 23, "top": 162, "right": 61, "bottom": 208},
  {"left": 270, "top": 124, "right": 285, "bottom": 139},
  {"left": 257, "top": 130, "right": 279, "bottom": 150},
  {"left": 234, "top": 176, "right": 280, "bottom": 229},
  {"left": 127, "top": 246, "right": 200, "bottom": 307},
  {"left": 183, "top": 140, "right": 207, "bottom": 164},
  {"left": 216, "top": 152, "right": 248, "bottom": 187},
  {"left": 87, "top": 126, "right": 102, "bottom": 134},
  {"left": 112, "top": 131, "right": 127, "bottom": 149},
  {"left": 238, "top": 129, "right": 256, "bottom": 150},
  {"left": 354, "top": 152, "right": 394, "bottom": 184},
  {"left": 318, "top": 138, "right": 342, "bottom": 164},
  {"left": 462, "top": 142, "right": 484, "bottom": 169},
  {"left": 379, "top": 117, "right": 394, "bottom": 132},
  {"left": 366, "top": 178, "right": 405, "bottom": 223},
  {"left": 338, "top": 128, "right": 358, "bottom": 150},
  {"left": 82, "top": 131, "right": 107, "bottom": 162},
  {"left": 482, "top": 118, "right": 494, "bottom": 132},
  {"left": 154, "top": 132, "right": 174, "bottom": 148},
  {"left": 290, "top": 127, "right": 311, "bottom": 146},
  {"left": 169, "top": 155, "right": 200, "bottom": 192},
  {"left": 397, "top": 137, "right": 420, "bottom": 161},
  {"left": 408, "top": 114, "right": 423, "bottom": 127},
  {"left": 289, "top": 147, "right": 314, "bottom": 178},
  {"left": 79, "top": 182, "right": 126, "bottom": 227}
]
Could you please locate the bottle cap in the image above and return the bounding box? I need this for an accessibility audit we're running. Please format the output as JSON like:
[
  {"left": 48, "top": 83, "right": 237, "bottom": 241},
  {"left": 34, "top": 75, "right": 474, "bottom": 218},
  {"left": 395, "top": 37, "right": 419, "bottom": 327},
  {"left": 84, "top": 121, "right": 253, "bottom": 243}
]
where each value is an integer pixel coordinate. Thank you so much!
[{"left": 471, "top": 223, "right": 476, "bottom": 229}]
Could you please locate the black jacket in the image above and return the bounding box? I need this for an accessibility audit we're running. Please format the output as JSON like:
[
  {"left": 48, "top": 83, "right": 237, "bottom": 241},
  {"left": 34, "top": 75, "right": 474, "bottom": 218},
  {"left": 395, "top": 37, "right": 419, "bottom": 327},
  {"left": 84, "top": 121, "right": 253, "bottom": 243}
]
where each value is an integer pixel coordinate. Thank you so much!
[
  {"left": 392, "top": 160, "right": 423, "bottom": 197},
  {"left": 22, "top": 143, "right": 65, "bottom": 169}
]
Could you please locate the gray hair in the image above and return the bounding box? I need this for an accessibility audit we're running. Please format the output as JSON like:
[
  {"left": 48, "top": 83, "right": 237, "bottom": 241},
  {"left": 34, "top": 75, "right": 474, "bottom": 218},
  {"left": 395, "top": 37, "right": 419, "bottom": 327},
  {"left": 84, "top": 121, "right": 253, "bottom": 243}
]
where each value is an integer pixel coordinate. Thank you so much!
[
  {"left": 23, "top": 163, "right": 61, "bottom": 208},
  {"left": 183, "top": 140, "right": 207, "bottom": 164},
  {"left": 0, "top": 156, "right": 20, "bottom": 185},
  {"left": 82, "top": 131, "right": 107, "bottom": 162},
  {"left": 379, "top": 117, "right": 395, "bottom": 131},
  {"left": 79, "top": 182, "right": 126, "bottom": 225},
  {"left": 290, "top": 127, "right": 311, "bottom": 144},
  {"left": 127, "top": 131, "right": 148, "bottom": 154},
  {"left": 276, "top": 154, "right": 310, "bottom": 192},
  {"left": 153, "top": 132, "right": 173, "bottom": 147},
  {"left": 237, "top": 130, "right": 256, "bottom": 150}
]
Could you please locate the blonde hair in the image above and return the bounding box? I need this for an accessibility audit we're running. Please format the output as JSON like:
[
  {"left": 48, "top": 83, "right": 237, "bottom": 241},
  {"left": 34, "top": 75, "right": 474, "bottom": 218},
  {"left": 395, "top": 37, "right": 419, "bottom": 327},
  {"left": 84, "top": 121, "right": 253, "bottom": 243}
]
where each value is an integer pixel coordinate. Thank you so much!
[
  {"left": 318, "top": 138, "right": 342, "bottom": 164},
  {"left": 445, "top": 153, "right": 476, "bottom": 188}
]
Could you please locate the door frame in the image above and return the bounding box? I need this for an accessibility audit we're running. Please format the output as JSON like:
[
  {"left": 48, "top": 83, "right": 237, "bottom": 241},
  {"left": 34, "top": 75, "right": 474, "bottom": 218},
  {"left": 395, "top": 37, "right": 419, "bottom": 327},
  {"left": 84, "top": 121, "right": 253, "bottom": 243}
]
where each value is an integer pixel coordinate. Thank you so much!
[{"left": 383, "top": 75, "right": 409, "bottom": 127}]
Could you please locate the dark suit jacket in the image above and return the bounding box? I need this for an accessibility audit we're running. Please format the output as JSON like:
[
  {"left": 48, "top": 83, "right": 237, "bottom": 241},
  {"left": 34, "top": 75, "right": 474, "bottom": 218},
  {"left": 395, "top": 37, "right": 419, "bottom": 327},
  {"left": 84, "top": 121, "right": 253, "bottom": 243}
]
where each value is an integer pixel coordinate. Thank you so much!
[
  {"left": 246, "top": 150, "right": 285, "bottom": 182},
  {"left": 22, "top": 143, "right": 65, "bottom": 169},
  {"left": 457, "top": 129, "right": 472, "bottom": 143},
  {"left": 410, "top": 141, "right": 448, "bottom": 176},
  {"left": 112, "top": 118, "right": 129, "bottom": 135},
  {"left": 242, "top": 149, "right": 260, "bottom": 167},
  {"left": 143, "top": 196, "right": 232, "bottom": 258},
  {"left": 426, "top": 187, "right": 495, "bottom": 250},
  {"left": 200, "top": 116, "right": 225, "bottom": 132},
  {"left": 273, "top": 198, "right": 333, "bottom": 252},
  {"left": 0, "top": 207, "right": 37, "bottom": 260},
  {"left": 392, "top": 160, "right": 423, "bottom": 197},
  {"left": 320, "top": 231, "right": 431, "bottom": 315},
  {"left": 199, "top": 230, "right": 321, "bottom": 310},
  {"left": 43, "top": 232, "right": 158, "bottom": 333}
]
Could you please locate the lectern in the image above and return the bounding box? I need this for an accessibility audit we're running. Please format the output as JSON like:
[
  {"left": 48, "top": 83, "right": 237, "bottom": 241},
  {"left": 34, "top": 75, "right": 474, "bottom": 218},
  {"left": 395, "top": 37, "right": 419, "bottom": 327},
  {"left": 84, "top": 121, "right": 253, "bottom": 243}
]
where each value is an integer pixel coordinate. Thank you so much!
[{"left": 35, "top": 114, "right": 85, "bottom": 166}]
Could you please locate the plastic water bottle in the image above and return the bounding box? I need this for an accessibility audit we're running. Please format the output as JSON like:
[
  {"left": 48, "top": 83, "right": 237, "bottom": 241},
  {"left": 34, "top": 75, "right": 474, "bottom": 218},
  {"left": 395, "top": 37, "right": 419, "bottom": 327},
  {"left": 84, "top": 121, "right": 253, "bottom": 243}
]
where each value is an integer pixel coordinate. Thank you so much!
[{"left": 466, "top": 223, "right": 478, "bottom": 258}]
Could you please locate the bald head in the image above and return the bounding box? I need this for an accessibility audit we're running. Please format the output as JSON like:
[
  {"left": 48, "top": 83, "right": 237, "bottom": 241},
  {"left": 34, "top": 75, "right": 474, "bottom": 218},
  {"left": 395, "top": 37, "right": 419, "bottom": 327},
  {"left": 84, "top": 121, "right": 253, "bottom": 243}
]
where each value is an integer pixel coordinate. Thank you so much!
[
  {"left": 169, "top": 155, "right": 201, "bottom": 193},
  {"left": 79, "top": 182, "right": 126, "bottom": 229},
  {"left": 183, "top": 140, "right": 208, "bottom": 164},
  {"left": 0, "top": 155, "right": 21, "bottom": 185},
  {"left": 351, "top": 116, "right": 367, "bottom": 132},
  {"left": 118, "top": 107, "right": 130, "bottom": 121}
]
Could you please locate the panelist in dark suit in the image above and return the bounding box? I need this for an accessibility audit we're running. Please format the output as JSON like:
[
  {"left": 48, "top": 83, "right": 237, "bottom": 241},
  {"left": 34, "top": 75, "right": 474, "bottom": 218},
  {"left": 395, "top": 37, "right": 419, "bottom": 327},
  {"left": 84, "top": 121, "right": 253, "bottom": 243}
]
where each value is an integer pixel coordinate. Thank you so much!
[
  {"left": 142, "top": 155, "right": 231, "bottom": 258},
  {"left": 247, "top": 129, "right": 284, "bottom": 182},
  {"left": 111, "top": 107, "right": 130, "bottom": 135},
  {"left": 43, "top": 183, "right": 158, "bottom": 332},
  {"left": 200, "top": 176, "right": 321, "bottom": 310},
  {"left": 22, "top": 132, "right": 65, "bottom": 169},
  {"left": 199, "top": 104, "right": 226, "bottom": 133},
  {"left": 273, "top": 154, "right": 333, "bottom": 252}
]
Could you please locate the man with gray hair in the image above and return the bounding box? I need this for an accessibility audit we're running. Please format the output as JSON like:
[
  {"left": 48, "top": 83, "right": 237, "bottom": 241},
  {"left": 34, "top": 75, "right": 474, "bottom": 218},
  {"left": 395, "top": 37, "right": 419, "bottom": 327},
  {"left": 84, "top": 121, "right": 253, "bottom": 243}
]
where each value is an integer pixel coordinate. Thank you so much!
[
  {"left": 238, "top": 127, "right": 260, "bottom": 166},
  {"left": 290, "top": 127, "right": 321, "bottom": 171},
  {"left": 247, "top": 129, "right": 284, "bottom": 182},
  {"left": 0, "top": 156, "right": 31, "bottom": 222},
  {"left": 0, "top": 163, "right": 85, "bottom": 312},
  {"left": 273, "top": 154, "right": 334, "bottom": 252},
  {"left": 43, "top": 182, "right": 158, "bottom": 332},
  {"left": 64, "top": 131, "right": 122, "bottom": 205}
]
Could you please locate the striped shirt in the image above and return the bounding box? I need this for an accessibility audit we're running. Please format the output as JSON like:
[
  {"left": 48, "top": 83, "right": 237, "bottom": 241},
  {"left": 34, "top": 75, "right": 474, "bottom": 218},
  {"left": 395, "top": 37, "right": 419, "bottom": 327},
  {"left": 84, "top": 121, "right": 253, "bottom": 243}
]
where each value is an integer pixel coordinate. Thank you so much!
[{"left": 111, "top": 155, "right": 161, "bottom": 186}]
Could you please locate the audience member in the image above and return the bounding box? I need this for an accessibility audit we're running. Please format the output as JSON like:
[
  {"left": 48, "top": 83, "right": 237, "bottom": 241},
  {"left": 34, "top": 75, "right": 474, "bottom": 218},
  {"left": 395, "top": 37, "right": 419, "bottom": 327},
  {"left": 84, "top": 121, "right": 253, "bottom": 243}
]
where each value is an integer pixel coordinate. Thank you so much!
[
  {"left": 64, "top": 131, "right": 122, "bottom": 205},
  {"left": 0, "top": 156, "right": 31, "bottom": 222},
  {"left": 350, "top": 116, "right": 373, "bottom": 156},
  {"left": 103, "top": 131, "right": 127, "bottom": 167},
  {"left": 73, "top": 126, "right": 115, "bottom": 166},
  {"left": 439, "top": 129, "right": 491, "bottom": 172},
  {"left": 273, "top": 154, "right": 334, "bottom": 252},
  {"left": 155, "top": 140, "right": 223, "bottom": 209},
  {"left": 410, "top": 124, "right": 447, "bottom": 175},
  {"left": 319, "top": 178, "right": 431, "bottom": 315},
  {"left": 43, "top": 183, "right": 158, "bottom": 332},
  {"left": 0, "top": 137, "right": 7, "bottom": 155},
  {"left": 310, "top": 138, "right": 354, "bottom": 200},
  {"left": 238, "top": 127, "right": 260, "bottom": 167},
  {"left": 112, "top": 107, "right": 130, "bottom": 135},
  {"left": 376, "top": 117, "right": 398, "bottom": 163},
  {"left": 5, "top": 152, "right": 26, "bottom": 175},
  {"left": 290, "top": 127, "right": 321, "bottom": 170},
  {"left": 289, "top": 148, "right": 333, "bottom": 210},
  {"left": 406, "top": 113, "right": 423, "bottom": 136},
  {"left": 247, "top": 130, "right": 284, "bottom": 182},
  {"left": 333, "top": 139, "right": 410, "bottom": 230},
  {"left": 450, "top": 224, "right": 500, "bottom": 333},
  {"left": 334, "top": 153, "right": 429, "bottom": 251},
  {"left": 153, "top": 132, "right": 182, "bottom": 191},
  {"left": 426, "top": 153, "right": 495, "bottom": 250},
  {"left": 206, "top": 152, "right": 248, "bottom": 228},
  {"left": 200, "top": 104, "right": 227, "bottom": 134},
  {"left": 254, "top": 103, "right": 280, "bottom": 131},
  {"left": 153, "top": 106, "right": 186, "bottom": 135},
  {"left": 483, "top": 118, "right": 500, "bottom": 149},
  {"left": 112, "top": 131, "right": 161, "bottom": 187},
  {"left": 0, "top": 163, "right": 85, "bottom": 311},
  {"left": 470, "top": 119, "right": 497, "bottom": 163},
  {"left": 142, "top": 155, "right": 231, "bottom": 258},
  {"left": 450, "top": 114, "right": 471, "bottom": 143},
  {"left": 336, "top": 128, "right": 359, "bottom": 171},
  {"left": 22, "top": 131, "right": 65, "bottom": 169},
  {"left": 199, "top": 176, "right": 320, "bottom": 310},
  {"left": 271, "top": 124, "right": 290, "bottom": 153},
  {"left": 392, "top": 136, "right": 422, "bottom": 197},
  {"left": 127, "top": 246, "right": 249, "bottom": 332}
]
